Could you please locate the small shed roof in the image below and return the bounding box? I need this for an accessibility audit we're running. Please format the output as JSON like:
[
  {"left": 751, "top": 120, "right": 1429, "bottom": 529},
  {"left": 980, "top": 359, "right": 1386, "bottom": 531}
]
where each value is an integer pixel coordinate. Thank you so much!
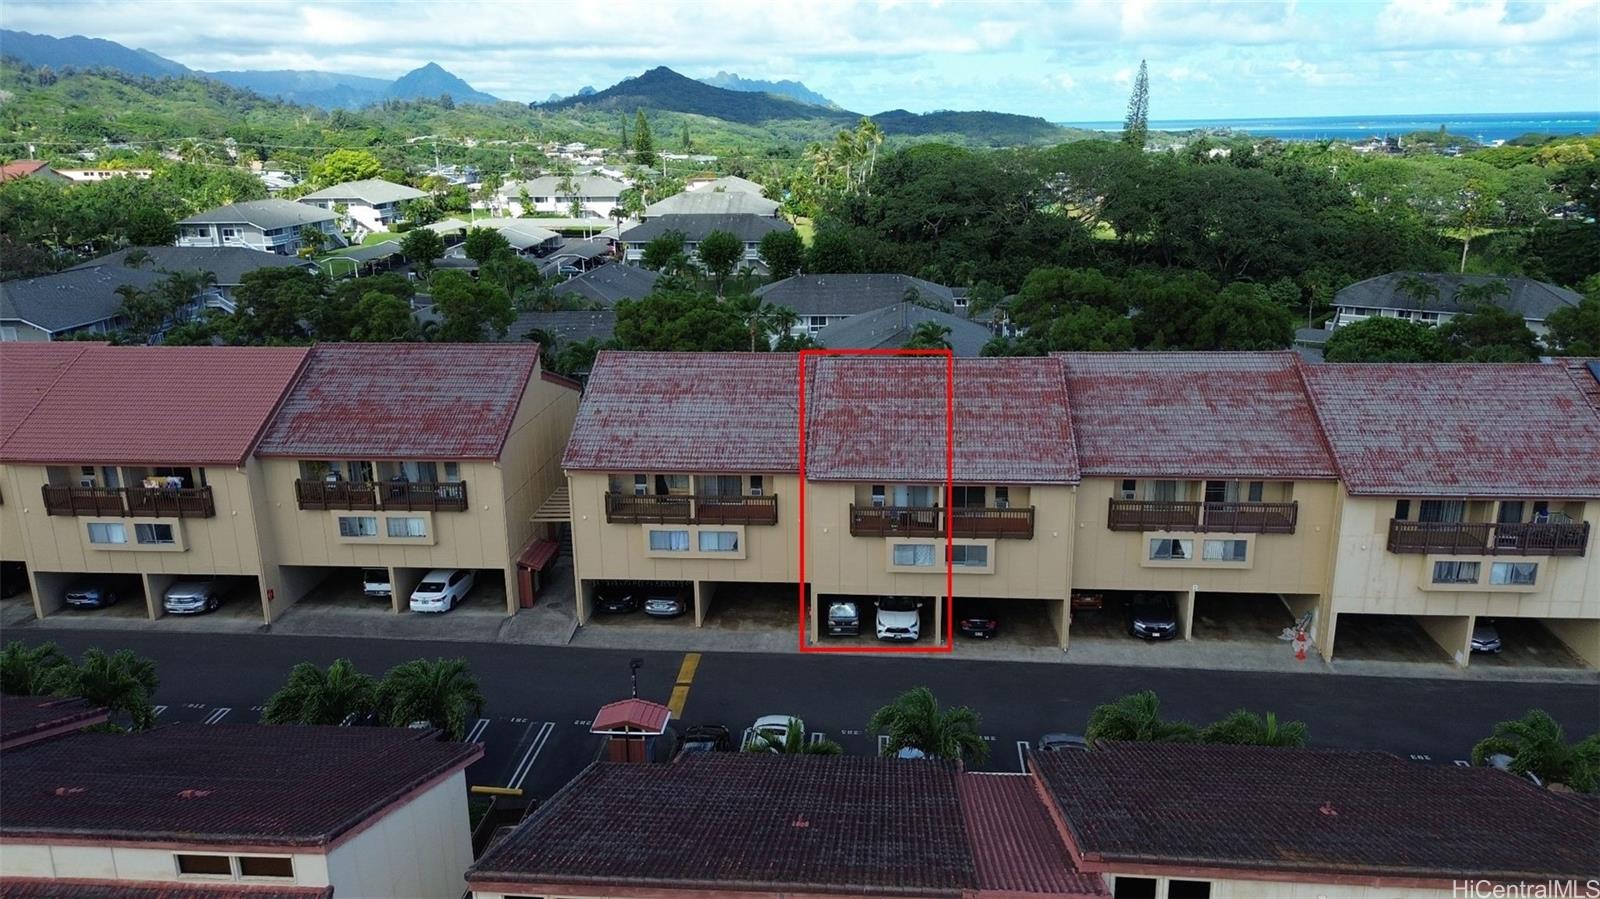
[{"left": 590, "top": 699, "right": 672, "bottom": 735}]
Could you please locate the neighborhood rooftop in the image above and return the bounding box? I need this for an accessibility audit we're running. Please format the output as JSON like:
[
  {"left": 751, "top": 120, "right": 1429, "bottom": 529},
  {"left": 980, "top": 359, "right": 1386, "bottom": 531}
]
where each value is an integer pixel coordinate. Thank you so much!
[
  {"left": 0, "top": 343, "right": 96, "bottom": 445},
  {"left": 498, "top": 174, "right": 626, "bottom": 197},
  {"left": 562, "top": 351, "right": 800, "bottom": 473},
  {"left": 1033, "top": 742, "right": 1600, "bottom": 883},
  {"left": 297, "top": 178, "right": 426, "bottom": 205},
  {"left": 1301, "top": 363, "right": 1600, "bottom": 497},
  {"left": 177, "top": 199, "right": 336, "bottom": 229},
  {"left": 1335, "top": 271, "right": 1582, "bottom": 319},
  {"left": 1059, "top": 352, "right": 1338, "bottom": 480},
  {"left": 0, "top": 697, "right": 108, "bottom": 751},
  {"left": 644, "top": 189, "right": 779, "bottom": 217},
  {"left": 0, "top": 345, "right": 310, "bottom": 467},
  {"left": 551, "top": 262, "right": 659, "bottom": 304},
  {"left": 755, "top": 273, "right": 955, "bottom": 315},
  {"left": 621, "top": 212, "right": 792, "bottom": 243},
  {"left": 0, "top": 881, "right": 332, "bottom": 899},
  {"left": 816, "top": 302, "right": 993, "bottom": 356},
  {"left": 0, "top": 264, "right": 168, "bottom": 335},
  {"left": 254, "top": 343, "right": 542, "bottom": 460},
  {"left": 805, "top": 356, "right": 1080, "bottom": 484},
  {"left": 0, "top": 723, "right": 480, "bottom": 848},
  {"left": 68, "top": 246, "right": 312, "bottom": 287}
]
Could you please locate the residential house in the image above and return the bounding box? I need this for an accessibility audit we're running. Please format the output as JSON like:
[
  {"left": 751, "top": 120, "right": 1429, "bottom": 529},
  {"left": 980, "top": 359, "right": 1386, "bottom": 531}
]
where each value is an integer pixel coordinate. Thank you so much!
[
  {"left": 1329, "top": 272, "right": 1581, "bottom": 339},
  {"left": 0, "top": 160, "right": 69, "bottom": 184},
  {"left": 0, "top": 264, "right": 168, "bottom": 341},
  {"left": 467, "top": 753, "right": 1107, "bottom": 899},
  {"left": 493, "top": 174, "right": 627, "bottom": 218},
  {"left": 0, "top": 723, "right": 480, "bottom": 899},
  {"left": 538, "top": 237, "right": 615, "bottom": 279},
  {"left": 297, "top": 178, "right": 427, "bottom": 236},
  {"left": 816, "top": 302, "right": 994, "bottom": 355},
  {"left": 439, "top": 217, "right": 563, "bottom": 258},
  {"left": 685, "top": 174, "right": 765, "bottom": 193},
  {"left": 503, "top": 310, "right": 618, "bottom": 350},
  {"left": 552, "top": 263, "right": 659, "bottom": 305},
  {"left": 68, "top": 246, "right": 317, "bottom": 312},
  {"left": 0, "top": 696, "right": 108, "bottom": 751},
  {"left": 1059, "top": 352, "right": 1342, "bottom": 648},
  {"left": 755, "top": 274, "right": 958, "bottom": 336},
  {"left": 176, "top": 200, "right": 341, "bottom": 256},
  {"left": 642, "top": 187, "right": 779, "bottom": 219},
  {"left": 53, "top": 167, "right": 154, "bottom": 183},
  {"left": 619, "top": 214, "right": 793, "bottom": 271},
  {"left": 1301, "top": 363, "right": 1600, "bottom": 666}
]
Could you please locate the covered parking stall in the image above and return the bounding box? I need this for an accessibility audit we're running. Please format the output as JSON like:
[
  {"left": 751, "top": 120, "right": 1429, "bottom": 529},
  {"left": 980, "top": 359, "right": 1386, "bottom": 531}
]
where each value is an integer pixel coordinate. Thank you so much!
[
  {"left": 274, "top": 564, "right": 396, "bottom": 614},
  {"left": 32, "top": 570, "right": 147, "bottom": 620},
  {"left": 393, "top": 566, "right": 510, "bottom": 616},
  {"left": 145, "top": 572, "right": 264, "bottom": 624},
  {"left": 698, "top": 580, "right": 797, "bottom": 631}
]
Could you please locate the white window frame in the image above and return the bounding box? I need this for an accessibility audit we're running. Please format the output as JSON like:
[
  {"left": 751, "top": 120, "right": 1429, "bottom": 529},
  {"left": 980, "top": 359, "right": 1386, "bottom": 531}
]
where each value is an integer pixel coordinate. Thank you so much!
[
  {"left": 1490, "top": 561, "right": 1537, "bottom": 586},
  {"left": 338, "top": 515, "right": 379, "bottom": 538},
  {"left": 386, "top": 517, "right": 428, "bottom": 539},
  {"left": 892, "top": 543, "right": 937, "bottom": 567},
  {"left": 1149, "top": 538, "right": 1193, "bottom": 561},
  {"left": 698, "top": 530, "right": 739, "bottom": 552},
  {"left": 1432, "top": 560, "right": 1481, "bottom": 585},
  {"left": 648, "top": 529, "right": 691, "bottom": 552},
  {"left": 135, "top": 522, "right": 176, "bottom": 545},
  {"left": 950, "top": 544, "right": 988, "bottom": 568},
  {"left": 1202, "top": 539, "right": 1247, "bottom": 562},
  {"left": 87, "top": 522, "right": 127, "bottom": 545}
]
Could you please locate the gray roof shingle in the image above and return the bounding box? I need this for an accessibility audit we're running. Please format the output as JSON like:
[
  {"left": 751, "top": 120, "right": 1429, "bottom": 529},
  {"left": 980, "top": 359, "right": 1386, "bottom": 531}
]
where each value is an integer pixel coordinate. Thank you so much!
[
  {"left": 620, "top": 213, "right": 792, "bottom": 244},
  {"left": 0, "top": 265, "right": 166, "bottom": 333},
  {"left": 298, "top": 178, "right": 426, "bottom": 205},
  {"left": 755, "top": 274, "right": 955, "bottom": 316},
  {"left": 645, "top": 190, "right": 779, "bottom": 217},
  {"left": 816, "top": 303, "right": 993, "bottom": 356},
  {"left": 552, "top": 264, "right": 659, "bottom": 304},
  {"left": 1333, "top": 272, "right": 1581, "bottom": 320},
  {"left": 68, "top": 246, "right": 313, "bottom": 288},
  {"left": 178, "top": 199, "right": 336, "bottom": 230}
]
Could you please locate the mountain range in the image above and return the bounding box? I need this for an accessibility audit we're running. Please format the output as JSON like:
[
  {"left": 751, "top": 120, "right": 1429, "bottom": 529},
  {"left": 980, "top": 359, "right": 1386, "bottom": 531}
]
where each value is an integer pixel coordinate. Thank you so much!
[{"left": 698, "top": 71, "right": 838, "bottom": 108}]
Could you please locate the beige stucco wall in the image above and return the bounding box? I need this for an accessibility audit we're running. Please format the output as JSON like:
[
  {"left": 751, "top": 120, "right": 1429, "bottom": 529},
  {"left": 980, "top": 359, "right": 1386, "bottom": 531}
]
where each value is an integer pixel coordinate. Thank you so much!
[
  {"left": 1070, "top": 478, "right": 1339, "bottom": 597},
  {"left": 803, "top": 482, "right": 1076, "bottom": 601},
  {"left": 499, "top": 371, "right": 581, "bottom": 567},
  {"left": 1328, "top": 492, "right": 1597, "bottom": 622},
  {"left": 1, "top": 464, "right": 26, "bottom": 561}
]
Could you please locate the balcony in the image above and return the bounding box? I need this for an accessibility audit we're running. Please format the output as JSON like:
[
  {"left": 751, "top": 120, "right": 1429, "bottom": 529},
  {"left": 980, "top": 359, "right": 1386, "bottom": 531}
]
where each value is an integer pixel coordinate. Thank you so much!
[
  {"left": 1107, "top": 499, "right": 1298, "bottom": 534},
  {"left": 295, "top": 479, "right": 467, "bottom": 512},
  {"left": 1387, "top": 519, "right": 1589, "bottom": 557},
  {"left": 603, "top": 493, "right": 779, "bottom": 526},
  {"left": 848, "top": 505, "right": 1035, "bottom": 540},
  {"left": 42, "top": 485, "right": 215, "bottom": 519}
]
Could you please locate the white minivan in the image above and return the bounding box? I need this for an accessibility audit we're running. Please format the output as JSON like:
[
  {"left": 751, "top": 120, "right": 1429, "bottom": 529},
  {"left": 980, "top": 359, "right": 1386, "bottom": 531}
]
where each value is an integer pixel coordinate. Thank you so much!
[
  {"left": 875, "top": 596, "right": 922, "bottom": 642},
  {"left": 409, "top": 569, "right": 474, "bottom": 613}
]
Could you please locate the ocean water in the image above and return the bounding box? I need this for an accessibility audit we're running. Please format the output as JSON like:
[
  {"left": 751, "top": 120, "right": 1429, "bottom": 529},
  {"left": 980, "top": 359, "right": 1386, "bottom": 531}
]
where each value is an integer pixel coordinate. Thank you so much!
[{"left": 1061, "top": 112, "right": 1600, "bottom": 143}]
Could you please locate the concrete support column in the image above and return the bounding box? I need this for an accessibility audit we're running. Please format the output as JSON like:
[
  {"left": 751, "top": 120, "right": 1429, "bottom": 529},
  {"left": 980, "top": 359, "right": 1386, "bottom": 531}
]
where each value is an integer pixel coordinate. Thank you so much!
[
  {"left": 575, "top": 578, "right": 595, "bottom": 626},
  {"left": 693, "top": 581, "right": 715, "bottom": 628},
  {"left": 1546, "top": 618, "right": 1600, "bottom": 668},
  {"left": 1179, "top": 586, "right": 1198, "bottom": 641},
  {"left": 141, "top": 572, "right": 177, "bottom": 620},
  {"left": 1418, "top": 614, "right": 1474, "bottom": 667},
  {"left": 932, "top": 594, "right": 944, "bottom": 645},
  {"left": 29, "top": 571, "right": 69, "bottom": 620},
  {"left": 501, "top": 566, "right": 517, "bottom": 616},
  {"left": 808, "top": 588, "right": 821, "bottom": 645},
  {"left": 388, "top": 566, "right": 424, "bottom": 615}
]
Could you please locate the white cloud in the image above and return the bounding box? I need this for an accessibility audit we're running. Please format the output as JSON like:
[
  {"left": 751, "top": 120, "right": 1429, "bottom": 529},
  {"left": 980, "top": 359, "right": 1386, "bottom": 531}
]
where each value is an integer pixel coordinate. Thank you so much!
[{"left": 1373, "top": 0, "right": 1600, "bottom": 49}]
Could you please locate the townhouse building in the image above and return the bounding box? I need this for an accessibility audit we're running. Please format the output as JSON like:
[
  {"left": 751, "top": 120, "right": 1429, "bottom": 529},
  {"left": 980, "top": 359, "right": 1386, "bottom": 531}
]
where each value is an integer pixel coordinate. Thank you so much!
[
  {"left": 619, "top": 213, "right": 793, "bottom": 270},
  {"left": 493, "top": 175, "right": 627, "bottom": 219},
  {"left": 0, "top": 342, "right": 578, "bottom": 624},
  {"left": 297, "top": 177, "right": 427, "bottom": 236},
  {"left": 176, "top": 199, "right": 341, "bottom": 255}
]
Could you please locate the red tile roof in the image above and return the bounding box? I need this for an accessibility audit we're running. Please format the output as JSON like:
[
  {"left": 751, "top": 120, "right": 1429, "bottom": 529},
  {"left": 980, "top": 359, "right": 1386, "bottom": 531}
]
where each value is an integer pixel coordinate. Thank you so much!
[
  {"left": 0, "top": 343, "right": 98, "bottom": 444},
  {"left": 805, "top": 356, "right": 1080, "bottom": 484},
  {"left": 1562, "top": 358, "right": 1600, "bottom": 414},
  {"left": 254, "top": 343, "right": 539, "bottom": 460},
  {"left": 0, "top": 346, "right": 308, "bottom": 467},
  {"left": 958, "top": 773, "right": 1105, "bottom": 897},
  {"left": 1, "top": 723, "right": 480, "bottom": 847},
  {"left": 590, "top": 698, "right": 672, "bottom": 734},
  {"left": 1034, "top": 742, "right": 1598, "bottom": 883},
  {"left": 0, "top": 160, "right": 49, "bottom": 182},
  {"left": 0, "top": 697, "right": 109, "bottom": 751},
  {"left": 562, "top": 351, "right": 800, "bottom": 472},
  {"left": 1302, "top": 363, "right": 1600, "bottom": 497},
  {"left": 1, "top": 881, "right": 331, "bottom": 899},
  {"left": 469, "top": 754, "right": 979, "bottom": 896},
  {"left": 1059, "top": 352, "right": 1337, "bottom": 480}
]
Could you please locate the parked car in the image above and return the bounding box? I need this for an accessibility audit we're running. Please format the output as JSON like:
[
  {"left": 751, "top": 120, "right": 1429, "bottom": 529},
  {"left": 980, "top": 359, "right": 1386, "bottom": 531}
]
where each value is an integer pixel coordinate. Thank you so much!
[
  {"left": 826, "top": 600, "right": 860, "bottom": 636},
  {"left": 594, "top": 584, "right": 641, "bottom": 614},
  {"left": 681, "top": 724, "right": 734, "bottom": 753},
  {"left": 0, "top": 561, "right": 27, "bottom": 599},
  {"left": 1038, "top": 733, "right": 1090, "bottom": 752},
  {"left": 163, "top": 580, "right": 220, "bottom": 615},
  {"left": 1471, "top": 620, "right": 1503, "bottom": 653},
  {"left": 875, "top": 596, "right": 922, "bottom": 642},
  {"left": 65, "top": 577, "right": 120, "bottom": 609},
  {"left": 362, "top": 567, "right": 391, "bottom": 599},
  {"left": 1126, "top": 594, "right": 1178, "bottom": 640},
  {"left": 956, "top": 599, "right": 999, "bottom": 639},
  {"left": 1070, "top": 591, "right": 1104, "bottom": 611},
  {"left": 409, "top": 569, "right": 474, "bottom": 613},
  {"left": 643, "top": 584, "right": 690, "bottom": 618},
  {"left": 745, "top": 715, "right": 802, "bottom": 750}
]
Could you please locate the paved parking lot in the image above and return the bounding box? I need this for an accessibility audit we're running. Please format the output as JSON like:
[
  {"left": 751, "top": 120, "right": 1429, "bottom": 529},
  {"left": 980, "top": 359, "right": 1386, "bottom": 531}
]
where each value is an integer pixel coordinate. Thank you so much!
[
  {"left": 1469, "top": 618, "right": 1589, "bottom": 671},
  {"left": 1191, "top": 593, "right": 1296, "bottom": 643},
  {"left": 1331, "top": 614, "right": 1452, "bottom": 664}
]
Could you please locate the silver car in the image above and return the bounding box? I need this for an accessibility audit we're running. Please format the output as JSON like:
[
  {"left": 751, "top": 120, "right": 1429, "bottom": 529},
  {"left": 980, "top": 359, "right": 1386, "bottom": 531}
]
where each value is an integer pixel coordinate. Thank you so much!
[
  {"left": 1471, "top": 621, "right": 1503, "bottom": 653},
  {"left": 163, "top": 580, "right": 220, "bottom": 615}
]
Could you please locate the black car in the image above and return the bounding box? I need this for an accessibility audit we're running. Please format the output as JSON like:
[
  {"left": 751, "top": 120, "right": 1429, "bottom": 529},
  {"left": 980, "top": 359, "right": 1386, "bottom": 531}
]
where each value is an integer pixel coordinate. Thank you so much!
[
  {"left": 955, "top": 599, "right": 999, "bottom": 639},
  {"left": 1126, "top": 594, "right": 1178, "bottom": 640},
  {"left": 65, "top": 577, "right": 121, "bottom": 609},
  {"left": 0, "top": 562, "right": 26, "bottom": 599},
  {"left": 594, "top": 585, "right": 641, "bottom": 614},
  {"left": 680, "top": 724, "right": 734, "bottom": 753}
]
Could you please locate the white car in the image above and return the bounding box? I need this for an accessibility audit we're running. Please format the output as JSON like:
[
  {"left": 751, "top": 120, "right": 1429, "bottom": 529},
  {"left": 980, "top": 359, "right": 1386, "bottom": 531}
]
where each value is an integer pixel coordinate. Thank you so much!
[
  {"left": 409, "top": 569, "right": 474, "bottom": 613},
  {"left": 746, "top": 715, "right": 803, "bottom": 751},
  {"left": 875, "top": 596, "right": 922, "bottom": 641}
]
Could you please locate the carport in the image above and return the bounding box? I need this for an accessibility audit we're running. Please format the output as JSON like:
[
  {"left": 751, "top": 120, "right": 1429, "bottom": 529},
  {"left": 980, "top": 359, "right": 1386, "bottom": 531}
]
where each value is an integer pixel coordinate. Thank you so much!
[
  {"left": 1189, "top": 592, "right": 1300, "bottom": 645},
  {"left": 1328, "top": 612, "right": 1462, "bottom": 665},
  {"left": 145, "top": 573, "right": 264, "bottom": 625},
  {"left": 1069, "top": 590, "right": 1187, "bottom": 643},
  {"left": 392, "top": 566, "right": 508, "bottom": 616},
  {"left": 33, "top": 571, "right": 146, "bottom": 620},
  {"left": 1469, "top": 617, "right": 1595, "bottom": 671},
  {"left": 277, "top": 565, "right": 395, "bottom": 614},
  {"left": 954, "top": 597, "right": 1064, "bottom": 649},
  {"left": 699, "top": 581, "right": 797, "bottom": 632}
]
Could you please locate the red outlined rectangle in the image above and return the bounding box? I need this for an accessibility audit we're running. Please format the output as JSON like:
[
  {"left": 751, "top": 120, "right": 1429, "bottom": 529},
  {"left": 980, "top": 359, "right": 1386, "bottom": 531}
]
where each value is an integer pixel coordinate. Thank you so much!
[{"left": 797, "top": 347, "right": 955, "bottom": 654}]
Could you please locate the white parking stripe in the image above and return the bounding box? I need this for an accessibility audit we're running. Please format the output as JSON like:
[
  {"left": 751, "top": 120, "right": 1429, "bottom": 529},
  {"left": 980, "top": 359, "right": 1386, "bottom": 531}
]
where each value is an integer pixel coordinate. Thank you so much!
[
  {"left": 340, "top": 712, "right": 357, "bottom": 727},
  {"left": 465, "top": 717, "right": 491, "bottom": 743},
  {"left": 507, "top": 722, "right": 554, "bottom": 790},
  {"left": 808, "top": 732, "right": 826, "bottom": 744},
  {"left": 1016, "top": 740, "right": 1031, "bottom": 773},
  {"left": 152, "top": 705, "right": 167, "bottom": 717},
  {"left": 203, "top": 707, "right": 231, "bottom": 724}
]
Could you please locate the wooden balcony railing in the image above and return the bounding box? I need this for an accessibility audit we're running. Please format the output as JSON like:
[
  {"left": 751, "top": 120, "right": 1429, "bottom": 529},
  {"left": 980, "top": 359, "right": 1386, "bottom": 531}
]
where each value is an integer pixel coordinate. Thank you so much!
[
  {"left": 604, "top": 493, "right": 779, "bottom": 525},
  {"left": 1106, "top": 499, "right": 1298, "bottom": 534},
  {"left": 848, "top": 505, "right": 1035, "bottom": 540},
  {"left": 1387, "top": 519, "right": 1589, "bottom": 557},
  {"left": 295, "top": 479, "right": 378, "bottom": 511},
  {"left": 42, "top": 485, "right": 215, "bottom": 519},
  {"left": 379, "top": 480, "right": 469, "bottom": 512}
]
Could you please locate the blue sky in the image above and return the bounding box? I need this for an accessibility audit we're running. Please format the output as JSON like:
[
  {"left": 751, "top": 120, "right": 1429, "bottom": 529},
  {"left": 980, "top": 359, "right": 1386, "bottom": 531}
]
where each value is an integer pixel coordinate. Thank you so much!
[{"left": 5, "top": 0, "right": 1597, "bottom": 118}]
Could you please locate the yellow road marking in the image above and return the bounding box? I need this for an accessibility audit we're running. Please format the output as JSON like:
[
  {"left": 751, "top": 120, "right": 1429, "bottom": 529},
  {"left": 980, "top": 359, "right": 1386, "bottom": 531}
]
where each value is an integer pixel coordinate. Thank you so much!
[
  {"left": 667, "top": 652, "right": 702, "bottom": 717},
  {"left": 667, "top": 685, "right": 692, "bottom": 717}
]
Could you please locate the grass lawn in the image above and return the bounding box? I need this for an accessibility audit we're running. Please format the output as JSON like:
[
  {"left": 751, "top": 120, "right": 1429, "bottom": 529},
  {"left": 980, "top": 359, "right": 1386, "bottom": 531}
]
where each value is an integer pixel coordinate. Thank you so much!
[{"left": 792, "top": 216, "right": 815, "bottom": 246}]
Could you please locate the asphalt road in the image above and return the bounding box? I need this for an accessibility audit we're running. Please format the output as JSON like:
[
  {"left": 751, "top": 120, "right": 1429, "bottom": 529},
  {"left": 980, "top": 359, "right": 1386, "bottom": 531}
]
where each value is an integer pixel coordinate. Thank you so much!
[{"left": 13, "top": 627, "right": 1599, "bottom": 802}]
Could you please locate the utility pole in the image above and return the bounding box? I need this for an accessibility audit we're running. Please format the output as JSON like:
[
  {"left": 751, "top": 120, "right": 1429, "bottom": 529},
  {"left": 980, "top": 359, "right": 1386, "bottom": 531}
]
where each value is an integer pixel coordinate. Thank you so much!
[{"left": 628, "top": 658, "right": 642, "bottom": 698}]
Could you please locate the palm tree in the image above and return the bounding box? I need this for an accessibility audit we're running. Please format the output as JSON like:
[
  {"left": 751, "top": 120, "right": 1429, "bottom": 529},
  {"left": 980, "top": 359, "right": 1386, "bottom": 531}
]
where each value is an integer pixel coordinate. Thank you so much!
[
  {"left": 1085, "top": 690, "right": 1197, "bottom": 743},
  {"left": 262, "top": 659, "right": 379, "bottom": 726},
  {"left": 0, "top": 640, "right": 72, "bottom": 696},
  {"left": 1472, "top": 709, "right": 1600, "bottom": 792},
  {"left": 1199, "top": 709, "right": 1309, "bottom": 747},
  {"left": 53, "top": 648, "right": 159, "bottom": 731},
  {"left": 744, "top": 719, "right": 843, "bottom": 755},
  {"left": 121, "top": 248, "right": 153, "bottom": 269},
  {"left": 1395, "top": 272, "right": 1440, "bottom": 309},
  {"left": 728, "top": 294, "right": 775, "bottom": 352},
  {"left": 903, "top": 321, "right": 952, "bottom": 350},
  {"left": 377, "top": 658, "right": 484, "bottom": 740},
  {"left": 869, "top": 687, "right": 989, "bottom": 764},
  {"left": 768, "top": 305, "right": 800, "bottom": 343},
  {"left": 1456, "top": 279, "right": 1512, "bottom": 306}
]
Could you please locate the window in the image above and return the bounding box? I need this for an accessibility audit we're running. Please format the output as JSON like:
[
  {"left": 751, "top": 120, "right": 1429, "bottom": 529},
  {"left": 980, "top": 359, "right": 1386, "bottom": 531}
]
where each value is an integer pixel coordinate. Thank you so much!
[
  {"left": 1149, "top": 538, "right": 1193, "bottom": 560},
  {"left": 892, "top": 544, "right": 937, "bottom": 566},
  {"left": 1119, "top": 479, "right": 1137, "bottom": 500},
  {"left": 135, "top": 523, "right": 175, "bottom": 545},
  {"left": 1394, "top": 499, "right": 1411, "bottom": 521},
  {"left": 176, "top": 854, "right": 233, "bottom": 876},
  {"left": 1204, "top": 480, "right": 1231, "bottom": 503},
  {"left": 871, "top": 485, "right": 886, "bottom": 507},
  {"left": 1432, "top": 561, "right": 1480, "bottom": 584},
  {"left": 338, "top": 516, "right": 378, "bottom": 538},
  {"left": 950, "top": 486, "right": 985, "bottom": 508},
  {"left": 443, "top": 462, "right": 461, "bottom": 483},
  {"left": 1149, "top": 480, "right": 1179, "bottom": 501},
  {"left": 386, "top": 517, "right": 427, "bottom": 538},
  {"left": 1497, "top": 501, "right": 1526, "bottom": 524},
  {"left": 1167, "top": 880, "right": 1212, "bottom": 899},
  {"left": 749, "top": 475, "right": 764, "bottom": 496},
  {"left": 809, "top": 315, "right": 829, "bottom": 332},
  {"left": 657, "top": 474, "right": 690, "bottom": 495},
  {"left": 238, "top": 856, "right": 294, "bottom": 879},
  {"left": 1202, "top": 539, "right": 1247, "bottom": 562},
  {"left": 698, "top": 530, "right": 739, "bottom": 552},
  {"left": 993, "top": 486, "right": 1010, "bottom": 509},
  {"left": 950, "top": 545, "right": 988, "bottom": 567},
  {"left": 1419, "top": 499, "right": 1465, "bottom": 523},
  {"left": 1490, "top": 562, "right": 1537, "bottom": 586},
  {"left": 87, "top": 522, "right": 127, "bottom": 544},
  {"left": 701, "top": 475, "right": 741, "bottom": 497},
  {"left": 649, "top": 530, "right": 691, "bottom": 552},
  {"left": 1247, "top": 481, "right": 1264, "bottom": 502},
  {"left": 1111, "top": 876, "right": 1158, "bottom": 899},
  {"left": 633, "top": 474, "right": 648, "bottom": 496}
]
